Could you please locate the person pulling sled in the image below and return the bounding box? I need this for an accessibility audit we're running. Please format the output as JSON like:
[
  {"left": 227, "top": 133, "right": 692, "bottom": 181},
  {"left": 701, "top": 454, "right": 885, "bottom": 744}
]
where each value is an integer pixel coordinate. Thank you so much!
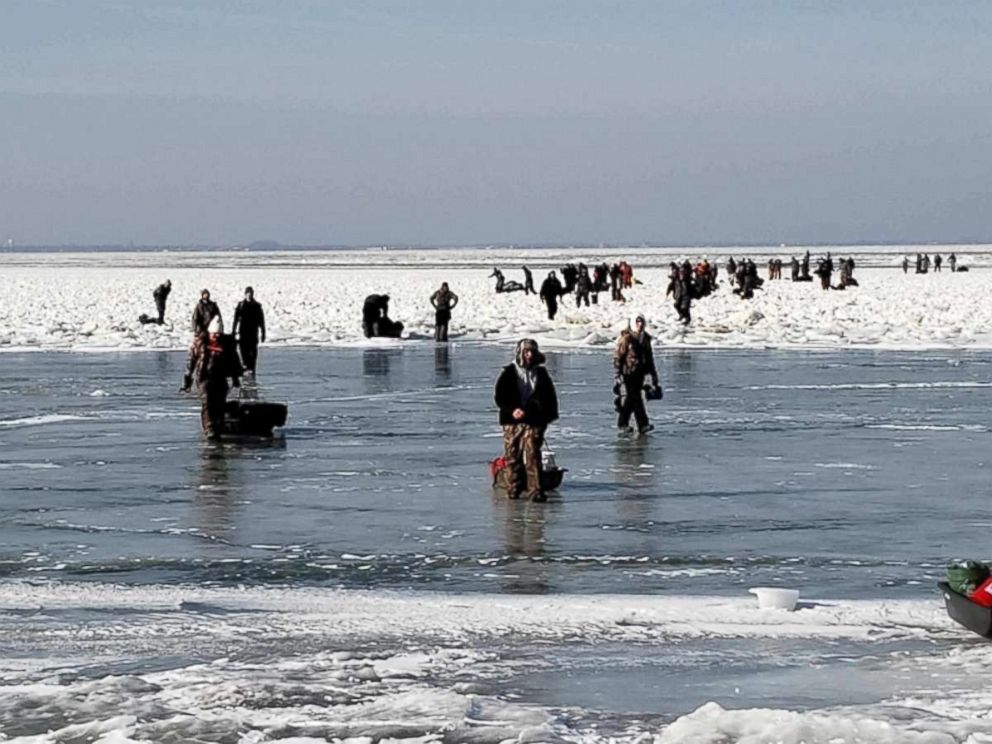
[{"left": 493, "top": 339, "right": 559, "bottom": 501}]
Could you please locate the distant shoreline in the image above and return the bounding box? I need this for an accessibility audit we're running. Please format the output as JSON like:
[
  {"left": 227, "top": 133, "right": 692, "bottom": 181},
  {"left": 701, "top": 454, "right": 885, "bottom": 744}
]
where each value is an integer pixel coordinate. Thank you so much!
[{"left": 3, "top": 241, "right": 992, "bottom": 254}]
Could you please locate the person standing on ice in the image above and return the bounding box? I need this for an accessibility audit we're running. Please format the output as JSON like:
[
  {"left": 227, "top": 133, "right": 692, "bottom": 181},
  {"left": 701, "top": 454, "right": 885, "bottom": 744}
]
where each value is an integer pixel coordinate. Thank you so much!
[
  {"left": 232, "top": 286, "right": 266, "bottom": 376},
  {"left": 667, "top": 263, "right": 694, "bottom": 322},
  {"left": 614, "top": 314, "right": 659, "bottom": 436},
  {"left": 429, "top": 282, "right": 459, "bottom": 342},
  {"left": 494, "top": 338, "right": 559, "bottom": 501},
  {"left": 949, "top": 252, "right": 957, "bottom": 272},
  {"left": 575, "top": 265, "right": 591, "bottom": 307},
  {"left": 153, "top": 279, "right": 171, "bottom": 324},
  {"left": 522, "top": 266, "right": 535, "bottom": 295},
  {"left": 191, "top": 289, "right": 222, "bottom": 336},
  {"left": 181, "top": 316, "right": 241, "bottom": 440},
  {"left": 540, "top": 271, "right": 563, "bottom": 320}
]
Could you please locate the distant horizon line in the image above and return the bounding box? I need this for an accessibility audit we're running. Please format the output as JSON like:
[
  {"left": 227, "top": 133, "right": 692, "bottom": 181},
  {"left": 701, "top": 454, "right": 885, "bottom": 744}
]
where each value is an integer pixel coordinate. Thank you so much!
[{"left": 2, "top": 239, "right": 991, "bottom": 252}]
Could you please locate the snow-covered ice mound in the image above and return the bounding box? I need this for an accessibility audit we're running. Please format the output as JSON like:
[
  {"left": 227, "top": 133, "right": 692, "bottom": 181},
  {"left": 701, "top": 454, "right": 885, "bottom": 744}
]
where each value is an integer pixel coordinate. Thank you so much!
[{"left": 1, "top": 249, "right": 990, "bottom": 351}]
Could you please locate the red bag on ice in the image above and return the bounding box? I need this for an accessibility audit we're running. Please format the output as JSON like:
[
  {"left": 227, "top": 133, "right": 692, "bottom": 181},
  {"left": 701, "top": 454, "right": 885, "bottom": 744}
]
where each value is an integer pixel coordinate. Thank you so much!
[
  {"left": 969, "top": 577, "right": 992, "bottom": 607},
  {"left": 489, "top": 456, "right": 507, "bottom": 482}
]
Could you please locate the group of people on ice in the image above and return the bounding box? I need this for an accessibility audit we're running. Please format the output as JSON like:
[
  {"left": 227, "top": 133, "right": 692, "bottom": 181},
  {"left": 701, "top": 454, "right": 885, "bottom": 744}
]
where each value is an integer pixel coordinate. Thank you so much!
[
  {"left": 903, "top": 252, "right": 962, "bottom": 274},
  {"left": 361, "top": 283, "right": 461, "bottom": 342},
  {"left": 491, "top": 261, "right": 638, "bottom": 320},
  {"left": 493, "top": 312, "right": 661, "bottom": 502},
  {"left": 148, "top": 281, "right": 267, "bottom": 439}
]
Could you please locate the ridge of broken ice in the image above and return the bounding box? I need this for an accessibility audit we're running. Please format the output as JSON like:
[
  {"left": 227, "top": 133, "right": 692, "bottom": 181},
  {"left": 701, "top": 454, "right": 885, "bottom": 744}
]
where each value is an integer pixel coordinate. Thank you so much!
[{"left": 1, "top": 249, "right": 989, "bottom": 352}]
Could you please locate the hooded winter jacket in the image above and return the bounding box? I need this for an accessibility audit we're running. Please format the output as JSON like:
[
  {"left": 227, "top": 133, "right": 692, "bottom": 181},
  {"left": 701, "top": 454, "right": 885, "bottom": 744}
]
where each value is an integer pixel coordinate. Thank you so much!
[{"left": 494, "top": 340, "right": 559, "bottom": 427}]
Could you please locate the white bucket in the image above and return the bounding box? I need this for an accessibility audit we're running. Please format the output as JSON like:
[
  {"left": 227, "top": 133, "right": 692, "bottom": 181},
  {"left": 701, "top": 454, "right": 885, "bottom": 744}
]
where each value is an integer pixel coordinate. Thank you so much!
[{"left": 749, "top": 587, "right": 800, "bottom": 611}]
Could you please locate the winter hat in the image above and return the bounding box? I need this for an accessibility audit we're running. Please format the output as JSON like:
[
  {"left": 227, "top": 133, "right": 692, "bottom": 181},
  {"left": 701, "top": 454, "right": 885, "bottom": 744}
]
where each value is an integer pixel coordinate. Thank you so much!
[
  {"left": 630, "top": 313, "right": 646, "bottom": 328},
  {"left": 207, "top": 316, "right": 224, "bottom": 334},
  {"left": 514, "top": 338, "right": 546, "bottom": 366}
]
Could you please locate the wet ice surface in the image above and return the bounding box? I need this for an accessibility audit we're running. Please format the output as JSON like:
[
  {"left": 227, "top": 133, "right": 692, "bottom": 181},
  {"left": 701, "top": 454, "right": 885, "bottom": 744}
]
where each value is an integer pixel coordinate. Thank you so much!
[
  {"left": 2, "top": 345, "right": 992, "bottom": 742},
  {"left": 2, "top": 344, "right": 989, "bottom": 595}
]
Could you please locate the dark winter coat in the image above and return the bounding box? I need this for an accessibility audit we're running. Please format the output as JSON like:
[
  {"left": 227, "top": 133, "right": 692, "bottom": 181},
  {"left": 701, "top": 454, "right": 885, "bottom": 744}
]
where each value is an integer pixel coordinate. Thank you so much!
[
  {"left": 153, "top": 283, "right": 171, "bottom": 304},
  {"left": 191, "top": 299, "right": 221, "bottom": 334},
  {"left": 234, "top": 299, "right": 266, "bottom": 340},
  {"left": 615, "top": 330, "right": 658, "bottom": 382},
  {"left": 540, "top": 276, "right": 563, "bottom": 302},
  {"left": 494, "top": 363, "right": 559, "bottom": 428}
]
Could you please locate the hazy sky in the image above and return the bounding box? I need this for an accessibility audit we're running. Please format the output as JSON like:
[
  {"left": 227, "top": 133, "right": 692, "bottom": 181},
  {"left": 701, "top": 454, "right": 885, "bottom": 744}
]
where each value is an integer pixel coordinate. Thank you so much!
[{"left": 2, "top": 1, "right": 991, "bottom": 246}]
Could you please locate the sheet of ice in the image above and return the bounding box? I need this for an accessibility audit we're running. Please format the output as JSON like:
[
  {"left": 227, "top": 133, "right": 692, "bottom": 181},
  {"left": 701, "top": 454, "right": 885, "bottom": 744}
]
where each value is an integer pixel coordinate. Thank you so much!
[
  {"left": 0, "top": 582, "right": 956, "bottom": 643},
  {"left": 2, "top": 582, "right": 991, "bottom": 744},
  {"left": 1, "top": 247, "right": 990, "bottom": 352}
]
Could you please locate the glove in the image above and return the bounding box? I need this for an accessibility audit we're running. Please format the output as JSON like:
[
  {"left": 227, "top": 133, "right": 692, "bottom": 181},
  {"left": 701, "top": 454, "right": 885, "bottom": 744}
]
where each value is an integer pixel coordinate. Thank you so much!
[
  {"left": 644, "top": 383, "right": 664, "bottom": 401},
  {"left": 180, "top": 374, "right": 192, "bottom": 393}
]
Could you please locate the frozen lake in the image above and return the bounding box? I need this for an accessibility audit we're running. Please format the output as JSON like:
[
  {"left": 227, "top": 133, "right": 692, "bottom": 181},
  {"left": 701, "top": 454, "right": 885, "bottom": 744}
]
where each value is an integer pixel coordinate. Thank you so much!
[
  {"left": 2, "top": 344, "right": 989, "bottom": 595},
  {"left": 2, "top": 344, "right": 991, "bottom": 742}
]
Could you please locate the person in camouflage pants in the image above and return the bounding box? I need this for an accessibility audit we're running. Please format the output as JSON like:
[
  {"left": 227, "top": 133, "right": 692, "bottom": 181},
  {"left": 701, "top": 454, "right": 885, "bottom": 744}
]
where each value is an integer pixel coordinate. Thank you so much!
[
  {"left": 494, "top": 338, "right": 559, "bottom": 501},
  {"left": 499, "top": 424, "right": 545, "bottom": 497},
  {"left": 181, "top": 316, "right": 242, "bottom": 439}
]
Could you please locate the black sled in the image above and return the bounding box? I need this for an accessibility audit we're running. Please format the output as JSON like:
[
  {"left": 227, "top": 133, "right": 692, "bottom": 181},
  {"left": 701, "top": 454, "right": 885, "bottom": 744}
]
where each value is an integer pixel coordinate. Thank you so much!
[
  {"left": 222, "top": 400, "right": 288, "bottom": 438},
  {"left": 138, "top": 313, "right": 163, "bottom": 325},
  {"left": 938, "top": 582, "right": 992, "bottom": 639}
]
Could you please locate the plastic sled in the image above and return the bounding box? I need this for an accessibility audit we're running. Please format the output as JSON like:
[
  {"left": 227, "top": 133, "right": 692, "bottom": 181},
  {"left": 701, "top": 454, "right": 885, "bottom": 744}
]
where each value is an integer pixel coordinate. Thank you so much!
[
  {"left": 496, "top": 281, "right": 526, "bottom": 293},
  {"left": 939, "top": 581, "right": 992, "bottom": 638},
  {"left": 222, "top": 400, "right": 288, "bottom": 438}
]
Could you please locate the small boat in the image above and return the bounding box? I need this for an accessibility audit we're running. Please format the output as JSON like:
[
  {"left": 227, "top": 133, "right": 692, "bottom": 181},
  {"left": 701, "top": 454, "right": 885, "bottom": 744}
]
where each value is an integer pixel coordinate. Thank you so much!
[
  {"left": 938, "top": 581, "right": 992, "bottom": 638},
  {"left": 222, "top": 400, "right": 287, "bottom": 438}
]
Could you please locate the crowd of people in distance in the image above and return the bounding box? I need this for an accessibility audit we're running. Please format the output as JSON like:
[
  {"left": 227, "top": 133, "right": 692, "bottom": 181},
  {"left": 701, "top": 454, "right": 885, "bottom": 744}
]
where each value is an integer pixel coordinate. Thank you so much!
[
  {"left": 902, "top": 252, "right": 964, "bottom": 274},
  {"left": 486, "top": 248, "right": 951, "bottom": 335},
  {"left": 491, "top": 261, "right": 638, "bottom": 320},
  {"left": 150, "top": 247, "right": 971, "bottom": 456}
]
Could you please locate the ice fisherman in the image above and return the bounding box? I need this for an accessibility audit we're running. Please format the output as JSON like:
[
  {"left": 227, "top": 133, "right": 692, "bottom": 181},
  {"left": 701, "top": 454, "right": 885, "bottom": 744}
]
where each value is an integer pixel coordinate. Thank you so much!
[
  {"left": 181, "top": 316, "right": 242, "bottom": 440},
  {"left": 429, "top": 282, "right": 459, "bottom": 342},
  {"left": 191, "top": 289, "right": 221, "bottom": 336},
  {"left": 232, "top": 286, "right": 266, "bottom": 376},
  {"left": 539, "top": 271, "right": 563, "bottom": 320},
  {"left": 153, "top": 280, "right": 171, "bottom": 324},
  {"left": 522, "top": 266, "right": 535, "bottom": 295},
  {"left": 493, "top": 339, "right": 559, "bottom": 501},
  {"left": 614, "top": 314, "right": 660, "bottom": 436},
  {"left": 362, "top": 294, "right": 404, "bottom": 338}
]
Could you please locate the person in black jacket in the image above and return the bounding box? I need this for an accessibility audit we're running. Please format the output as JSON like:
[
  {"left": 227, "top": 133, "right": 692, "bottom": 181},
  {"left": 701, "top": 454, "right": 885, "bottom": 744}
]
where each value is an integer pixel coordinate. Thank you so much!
[
  {"left": 522, "top": 266, "right": 535, "bottom": 295},
  {"left": 362, "top": 294, "right": 404, "bottom": 338},
  {"left": 539, "top": 271, "right": 563, "bottom": 320},
  {"left": 494, "top": 338, "right": 559, "bottom": 501},
  {"left": 232, "top": 286, "right": 266, "bottom": 375},
  {"left": 153, "top": 280, "right": 171, "bottom": 324}
]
